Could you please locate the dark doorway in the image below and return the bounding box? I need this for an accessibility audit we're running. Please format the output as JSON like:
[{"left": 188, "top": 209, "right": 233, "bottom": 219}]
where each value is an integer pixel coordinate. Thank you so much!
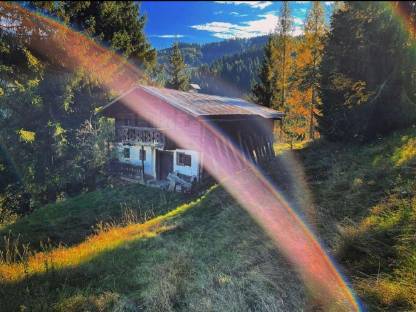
[{"left": 157, "top": 150, "right": 174, "bottom": 180}]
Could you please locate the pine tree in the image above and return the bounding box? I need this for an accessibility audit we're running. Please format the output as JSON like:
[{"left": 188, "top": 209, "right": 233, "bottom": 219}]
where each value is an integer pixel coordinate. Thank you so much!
[
  {"left": 251, "top": 35, "right": 278, "bottom": 108},
  {"left": 167, "top": 42, "right": 190, "bottom": 91},
  {"left": 0, "top": 2, "right": 156, "bottom": 206},
  {"left": 301, "top": 1, "right": 326, "bottom": 139},
  {"left": 318, "top": 2, "right": 416, "bottom": 141},
  {"left": 275, "top": 1, "right": 293, "bottom": 111}
]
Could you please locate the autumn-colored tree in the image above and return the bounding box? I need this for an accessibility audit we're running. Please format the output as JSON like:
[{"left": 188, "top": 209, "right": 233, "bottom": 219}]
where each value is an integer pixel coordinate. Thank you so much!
[
  {"left": 284, "top": 38, "right": 309, "bottom": 143},
  {"left": 299, "top": 1, "right": 326, "bottom": 139},
  {"left": 281, "top": 2, "right": 326, "bottom": 143}
]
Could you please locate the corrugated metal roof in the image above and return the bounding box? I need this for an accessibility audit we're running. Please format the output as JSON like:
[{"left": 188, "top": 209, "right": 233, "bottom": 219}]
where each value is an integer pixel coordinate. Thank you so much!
[{"left": 104, "top": 85, "right": 283, "bottom": 120}]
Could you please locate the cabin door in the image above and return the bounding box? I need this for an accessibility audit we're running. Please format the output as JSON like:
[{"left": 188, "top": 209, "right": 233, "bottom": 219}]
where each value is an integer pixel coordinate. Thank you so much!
[{"left": 157, "top": 150, "right": 174, "bottom": 180}]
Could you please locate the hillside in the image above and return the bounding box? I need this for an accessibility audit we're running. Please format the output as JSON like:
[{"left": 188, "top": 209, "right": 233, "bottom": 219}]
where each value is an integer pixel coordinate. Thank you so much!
[
  {"left": 157, "top": 36, "right": 268, "bottom": 97},
  {"left": 294, "top": 126, "right": 416, "bottom": 310},
  {"left": 157, "top": 36, "right": 268, "bottom": 67},
  {"left": 0, "top": 186, "right": 306, "bottom": 311},
  {"left": 1, "top": 126, "right": 415, "bottom": 311},
  {"left": 190, "top": 47, "right": 263, "bottom": 98}
]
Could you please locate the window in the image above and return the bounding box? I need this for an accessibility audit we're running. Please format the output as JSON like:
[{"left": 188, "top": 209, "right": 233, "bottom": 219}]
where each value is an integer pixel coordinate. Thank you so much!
[
  {"left": 140, "top": 149, "right": 146, "bottom": 161},
  {"left": 177, "top": 152, "right": 191, "bottom": 167},
  {"left": 123, "top": 147, "right": 130, "bottom": 159}
]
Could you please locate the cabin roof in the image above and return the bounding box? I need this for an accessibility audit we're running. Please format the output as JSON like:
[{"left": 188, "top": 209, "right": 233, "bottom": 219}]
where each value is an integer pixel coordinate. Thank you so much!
[{"left": 102, "top": 85, "right": 283, "bottom": 120}]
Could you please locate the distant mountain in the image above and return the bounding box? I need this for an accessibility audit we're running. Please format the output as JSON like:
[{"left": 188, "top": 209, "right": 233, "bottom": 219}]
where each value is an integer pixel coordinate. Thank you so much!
[
  {"left": 158, "top": 36, "right": 269, "bottom": 98},
  {"left": 158, "top": 36, "right": 268, "bottom": 67},
  {"left": 191, "top": 47, "right": 264, "bottom": 98}
]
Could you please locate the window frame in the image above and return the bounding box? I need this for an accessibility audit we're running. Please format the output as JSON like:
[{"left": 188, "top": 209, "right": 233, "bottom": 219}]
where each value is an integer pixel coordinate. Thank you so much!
[
  {"left": 139, "top": 149, "right": 146, "bottom": 161},
  {"left": 123, "top": 147, "right": 130, "bottom": 159},
  {"left": 177, "top": 152, "right": 192, "bottom": 167}
]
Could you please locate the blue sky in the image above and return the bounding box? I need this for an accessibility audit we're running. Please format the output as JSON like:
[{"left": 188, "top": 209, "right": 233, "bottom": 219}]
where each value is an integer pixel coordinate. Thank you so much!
[{"left": 141, "top": 1, "right": 334, "bottom": 50}]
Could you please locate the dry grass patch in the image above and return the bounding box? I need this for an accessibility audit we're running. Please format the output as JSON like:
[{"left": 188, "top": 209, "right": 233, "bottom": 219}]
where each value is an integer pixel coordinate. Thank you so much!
[{"left": 0, "top": 193, "right": 208, "bottom": 283}]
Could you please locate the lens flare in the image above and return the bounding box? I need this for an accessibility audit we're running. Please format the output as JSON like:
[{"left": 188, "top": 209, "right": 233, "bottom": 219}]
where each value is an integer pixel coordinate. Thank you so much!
[
  {"left": 0, "top": 2, "right": 375, "bottom": 310},
  {"left": 389, "top": 1, "right": 416, "bottom": 38}
]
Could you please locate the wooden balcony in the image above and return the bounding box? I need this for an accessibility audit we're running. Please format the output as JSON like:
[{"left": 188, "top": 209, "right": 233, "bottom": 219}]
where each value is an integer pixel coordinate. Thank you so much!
[
  {"left": 116, "top": 126, "right": 165, "bottom": 147},
  {"left": 108, "top": 160, "right": 143, "bottom": 181}
]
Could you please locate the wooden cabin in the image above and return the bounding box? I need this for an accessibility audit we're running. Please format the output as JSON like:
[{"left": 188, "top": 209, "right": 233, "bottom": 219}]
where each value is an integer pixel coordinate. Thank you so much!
[{"left": 101, "top": 85, "right": 283, "bottom": 190}]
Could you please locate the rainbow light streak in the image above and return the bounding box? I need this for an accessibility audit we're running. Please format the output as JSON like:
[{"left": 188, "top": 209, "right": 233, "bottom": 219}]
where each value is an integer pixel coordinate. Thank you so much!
[
  {"left": 389, "top": 1, "right": 416, "bottom": 38},
  {"left": 0, "top": 2, "right": 381, "bottom": 310}
]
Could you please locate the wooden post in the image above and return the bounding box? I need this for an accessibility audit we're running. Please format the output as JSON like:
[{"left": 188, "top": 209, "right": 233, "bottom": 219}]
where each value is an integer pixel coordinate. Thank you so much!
[
  {"left": 247, "top": 134, "right": 257, "bottom": 163},
  {"left": 239, "top": 131, "right": 251, "bottom": 162},
  {"left": 141, "top": 145, "right": 145, "bottom": 182}
]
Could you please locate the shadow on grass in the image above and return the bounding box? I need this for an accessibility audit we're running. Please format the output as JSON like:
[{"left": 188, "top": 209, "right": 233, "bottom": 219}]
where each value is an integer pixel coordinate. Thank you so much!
[
  {"left": 0, "top": 187, "right": 306, "bottom": 311},
  {"left": 0, "top": 183, "right": 192, "bottom": 253},
  {"left": 293, "top": 129, "right": 416, "bottom": 311}
]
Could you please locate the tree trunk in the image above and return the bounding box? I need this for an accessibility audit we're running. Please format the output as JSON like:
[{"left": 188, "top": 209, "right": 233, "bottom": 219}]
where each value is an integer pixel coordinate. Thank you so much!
[{"left": 309, "top": 87, "right": 315, "bottom": 140}]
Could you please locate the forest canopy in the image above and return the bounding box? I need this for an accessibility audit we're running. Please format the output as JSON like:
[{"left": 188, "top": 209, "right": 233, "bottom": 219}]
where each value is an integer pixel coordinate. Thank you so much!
[{"left": 0, "top": 1, "right": 156, "bottom": 212}]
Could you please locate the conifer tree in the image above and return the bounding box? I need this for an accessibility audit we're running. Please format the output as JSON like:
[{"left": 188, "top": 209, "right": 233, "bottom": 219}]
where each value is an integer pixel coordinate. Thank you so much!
[
  {"left": 319, "top": 2, "right": 416, "bottom": 141},
  {"left": 251, "top": 35, "right": 278, "bottom": 108},
  {"left": 301, "top": 1, "right": 326, "bottom": 139},
  {"left": 167, "top": 42, "right": 190, "bottom": 91},
  {"left": 275, "top": 1, "right": 293, "bottom": 111},
  {"left": 0, "top": 2, "right": 156, "bottom": 206}
]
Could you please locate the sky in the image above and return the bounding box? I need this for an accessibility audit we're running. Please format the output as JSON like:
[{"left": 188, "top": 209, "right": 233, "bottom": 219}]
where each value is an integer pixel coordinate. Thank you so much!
[{"left": 141, "top": 1, "right": 334, "bottom": 50}]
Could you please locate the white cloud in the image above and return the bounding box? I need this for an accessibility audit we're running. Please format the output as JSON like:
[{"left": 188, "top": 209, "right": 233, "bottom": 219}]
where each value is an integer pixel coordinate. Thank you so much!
[
  {"left": 153, "top": 34, "right": 185, "bottom": 38},
  {"left": 325, "top": 1, "right": 334, "bottom": 6},
  {"left": 191, "top": 14, "right": 303, "bottom": 39},
  {"left": 293, "top": 17, "right": 304, "bottom": 26},
  {"left": 295, "top": 1, "right": 310, "bottom": 3},
  {"left": 230, "top": 11, "right": 248, "bottom": 16},
  {"left": 215, "top": 1, "right": 273, "bottom": 10}
]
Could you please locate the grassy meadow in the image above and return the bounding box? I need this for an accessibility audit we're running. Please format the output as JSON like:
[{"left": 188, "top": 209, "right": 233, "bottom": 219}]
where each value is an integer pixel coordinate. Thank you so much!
[
  {"left": 0, "top": 186, "right": 306, "bottom": 311},
  {"left": 296, "top": 127, "right": 416, "bottom": 310},
  {"left": 0, "top": 126, "right": 415, "bottom": 311}
]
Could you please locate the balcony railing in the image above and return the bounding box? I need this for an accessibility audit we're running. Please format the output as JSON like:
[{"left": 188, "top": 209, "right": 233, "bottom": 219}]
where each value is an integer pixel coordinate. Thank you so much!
[
  {"left": 116, "top": 126, "right": 165, "bottom": 147},
  {"left": 108, "top": 160, "right": 143, "bottom": 180}
]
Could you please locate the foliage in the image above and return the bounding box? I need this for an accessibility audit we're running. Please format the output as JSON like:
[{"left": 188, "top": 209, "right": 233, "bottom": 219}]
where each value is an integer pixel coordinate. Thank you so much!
[
  {"left": 251, "top": 36, "right": 279, "bottom": 108},
  {"left": 252, "top": 2, "right": 326, "bottom": 143},
  {"left": 193, "top": 46, "right": 263, "bottom": 97},
  {"left": 274, "top": 1, "right": 294, "bottom": 112},
  {"left": 71, "top": 118, "right": 115, "bottom": 193},
  {"left": 296, "top": 1, "right": 326, "bottom": 140},
  {"left": 0, "top": 1, "right": 155, "bottom": 211},
  {"left": 318, "top": 2, "right": 416, "bottom": 142},
  {"left": 166, "top": 42, "right": 190, "bottom": 91},
  {"left": 28, "top": 1, "right": 156, "bottom": 67},
  {"left": 158, "top": 37, "right": 269, "bottom": 98},
  {"left": 158, "top": 36, "right": 269, "bottom": 67}
]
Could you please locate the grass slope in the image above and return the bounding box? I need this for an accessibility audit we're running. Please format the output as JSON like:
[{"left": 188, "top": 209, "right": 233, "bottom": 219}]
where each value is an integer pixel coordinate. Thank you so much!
[
  {"left": 295, "top": 126, "right": 416, "bottom": 311},
  {"left": 0, "top": 184, "right": 184, "bottom": 252},
  {"left": 0, "top": 186, "right": 305, "bottom": 311},
  {"left": 1, "top": 126, "right": 415, "bottom": 311}
]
